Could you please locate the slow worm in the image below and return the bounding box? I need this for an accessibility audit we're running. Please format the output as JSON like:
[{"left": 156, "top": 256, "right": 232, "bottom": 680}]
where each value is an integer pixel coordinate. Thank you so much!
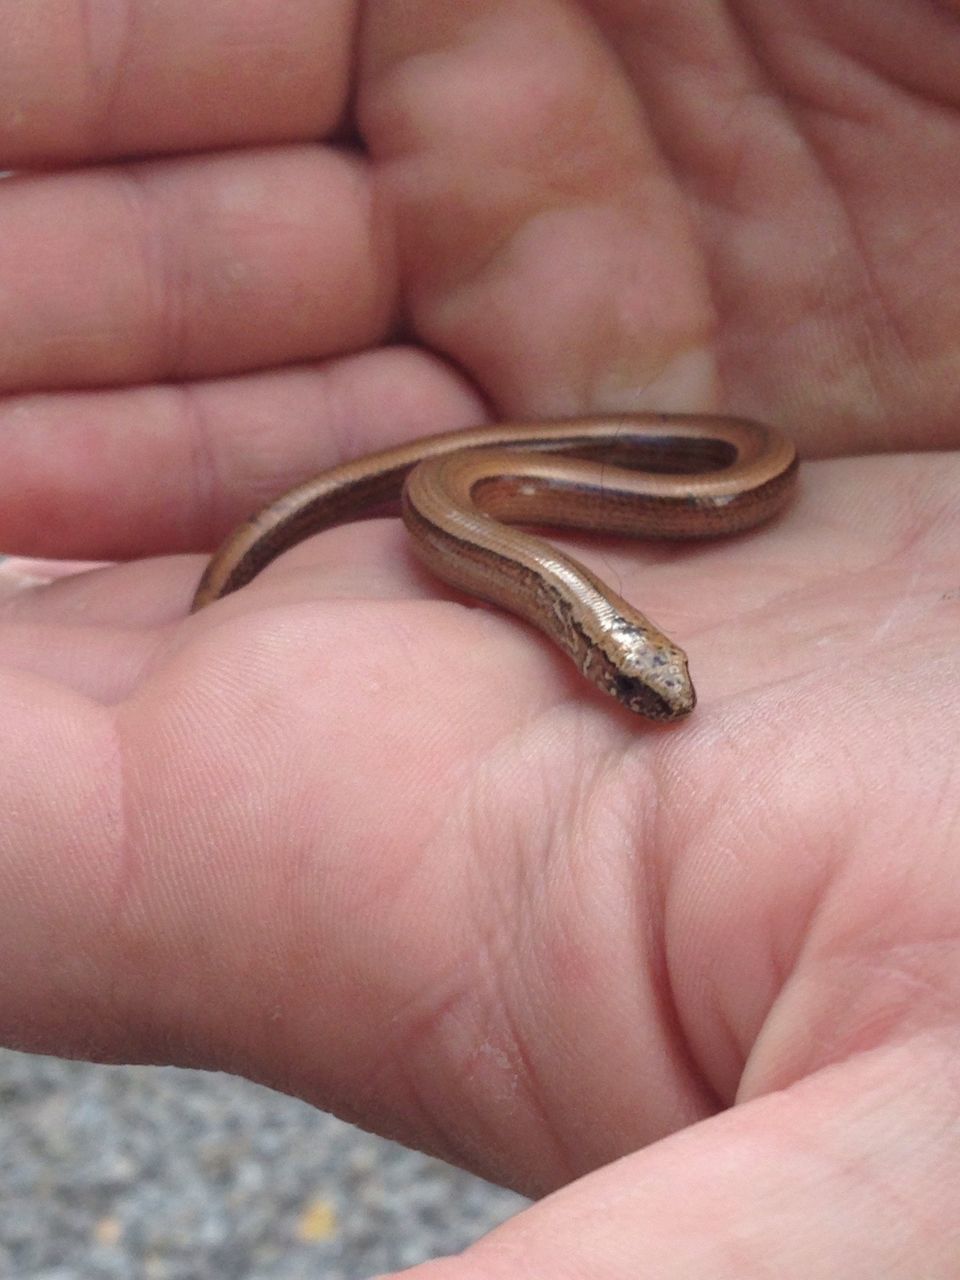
[{"left": 191, "top": 414, "right": 797, "bottom": 721}]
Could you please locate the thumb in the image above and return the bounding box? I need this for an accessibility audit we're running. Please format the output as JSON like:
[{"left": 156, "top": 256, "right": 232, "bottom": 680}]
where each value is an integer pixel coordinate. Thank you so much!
[{"left": 379, "top": 1039, "right": 960, "bottom": 1279}]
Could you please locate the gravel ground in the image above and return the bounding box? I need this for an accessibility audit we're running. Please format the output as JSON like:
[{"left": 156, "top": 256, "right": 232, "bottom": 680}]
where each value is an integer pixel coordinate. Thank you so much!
[{"left": 0, "top": 1049, "right": 526, "bottom": 1279}]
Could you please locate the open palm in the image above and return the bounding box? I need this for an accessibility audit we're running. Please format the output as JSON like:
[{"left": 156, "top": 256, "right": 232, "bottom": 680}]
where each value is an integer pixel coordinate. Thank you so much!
[{"left": 2, "top": 4, "right": 959, "bottom": 1276}]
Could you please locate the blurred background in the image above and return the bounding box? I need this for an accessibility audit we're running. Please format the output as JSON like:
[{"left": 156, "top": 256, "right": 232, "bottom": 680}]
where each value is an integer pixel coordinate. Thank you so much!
[{"left": 0, "top": 1049, "right": 526, "bottom": 1279}]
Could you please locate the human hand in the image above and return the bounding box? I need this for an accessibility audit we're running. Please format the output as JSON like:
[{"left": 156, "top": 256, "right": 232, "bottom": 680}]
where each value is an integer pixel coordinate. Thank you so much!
[{"left": 1, "top": 4, "right": 959, "bottom": 1276}]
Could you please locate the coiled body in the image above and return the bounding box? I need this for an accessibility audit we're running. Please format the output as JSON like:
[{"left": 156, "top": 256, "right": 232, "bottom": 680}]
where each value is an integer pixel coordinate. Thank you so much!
[{"left": 192, "top": 414, "right": 798, "bottom": 720}]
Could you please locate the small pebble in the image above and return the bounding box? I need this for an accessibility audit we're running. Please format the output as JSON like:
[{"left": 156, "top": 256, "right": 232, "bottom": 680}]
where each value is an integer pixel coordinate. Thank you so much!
[{"left": 0, "top": 1050, "right": 526, "bottom": 1279}]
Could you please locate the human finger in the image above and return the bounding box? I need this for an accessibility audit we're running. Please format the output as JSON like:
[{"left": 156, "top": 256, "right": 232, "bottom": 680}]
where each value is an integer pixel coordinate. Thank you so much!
[
  {"left": 0, "top": 146, "right": 393, "bottom": 394},
  {"left": 0, "top": 0, "right": 357, "bottom": 166},
  {"left": 0, "top": 347, "right": 483, "bottom": 560},
  {"left": 382, "top": 1042, "right": 960, "bottom": 1278}
]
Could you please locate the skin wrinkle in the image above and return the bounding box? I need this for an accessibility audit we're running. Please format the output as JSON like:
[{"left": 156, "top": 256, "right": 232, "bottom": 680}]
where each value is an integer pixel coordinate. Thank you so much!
[
  {"left": 338, "top": 1, "right": 366, "bottom": 133},
  {"left": 312, "top": 684, "right": 561, "bottom": 1174},
  {"left": 391, "top": 993, "right": 486, "bottom": 1163},
  {"left": 355, "top": 144, "right": 404, "bottom": 344},
  {"left": 0, "top": 618, "right": 159, "bottom": 703},
  {"left": 740, "top": 805, "right": 922, "bottom": 1094},
  {"left": 115, "top": 161, "right": 190, "bottom": 381},
  {"left": 180, "top": 356, "right": 421, "bottom": 558},
  {"left": 849, "top": 483, "right": 947, "bottom": 614},
  {"left": 715, "top": 8, "right": 911, "bottom": 418},
  {"left": 80, "top": 0, "right": 134, "bottom": 156},
  {"left": 678, "top": 712, "right": 843, "bottom": 1099},
  {"left": 850, "top": 1056, "right": 955, "bottom": 1245},
  {"left": 28, "top": 2, "right": 359, "bottom": 161},
  {"left": 51, "top": 145, "right": 391, "bottom": 391},
  {"left": 765, "top": 1081, "right": 913, "bottom": 1245},
  {"left": 485, "top": 947, "right": 577, "bottom": 1189},
  {"left": 584, "top": 12, "right": 791, "bottom": 417},
  {"left": 399, "top": 886, "right": 570, "bottom": 1186},
  {"left": 891, "top": 468, "right": 960, "bottom": 565},
  {"left": 585, "top": 3, "right": 954, "bottom": 444},
  {"left": 856, "top": 948, "right": 960, "bottom": 1049},
  {"left": 80, "top": 697, "right": 137, "bottom": 1048},
  {"left": 451, "top": 721, "right": 590, "bottom": 1179},
  {"left": 797, "top": 0, "right": 960, "bottom": 112},
  {"left": 175, "top": 380, "right": 222, "bottom": 554},
  {"left": 560, "top": 742, "right": 701, "bottom": 1141},
  {"left": 584, "top": 4, "right": 773, "bottom": 214},
  {"left": 867, "top": 564, "right": 924, "bottom": 647},
  {"left": 626, "top": 755, "right": 727, "bottom": 1116},
  {"left": 503, "top": 1000, "right": 579, "bottom": 1190},
  {"left": 298, "top": 355, "right": 380, "bottom": 480},
  {"left": 783, "top": 45, "right": 913, "bottom": 132},
  {"left": 651, "top": 737, "right": 751, "bottom": 1103},
  {"left": 722, "top": 4, "right": 936, "bottom": 368}
]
